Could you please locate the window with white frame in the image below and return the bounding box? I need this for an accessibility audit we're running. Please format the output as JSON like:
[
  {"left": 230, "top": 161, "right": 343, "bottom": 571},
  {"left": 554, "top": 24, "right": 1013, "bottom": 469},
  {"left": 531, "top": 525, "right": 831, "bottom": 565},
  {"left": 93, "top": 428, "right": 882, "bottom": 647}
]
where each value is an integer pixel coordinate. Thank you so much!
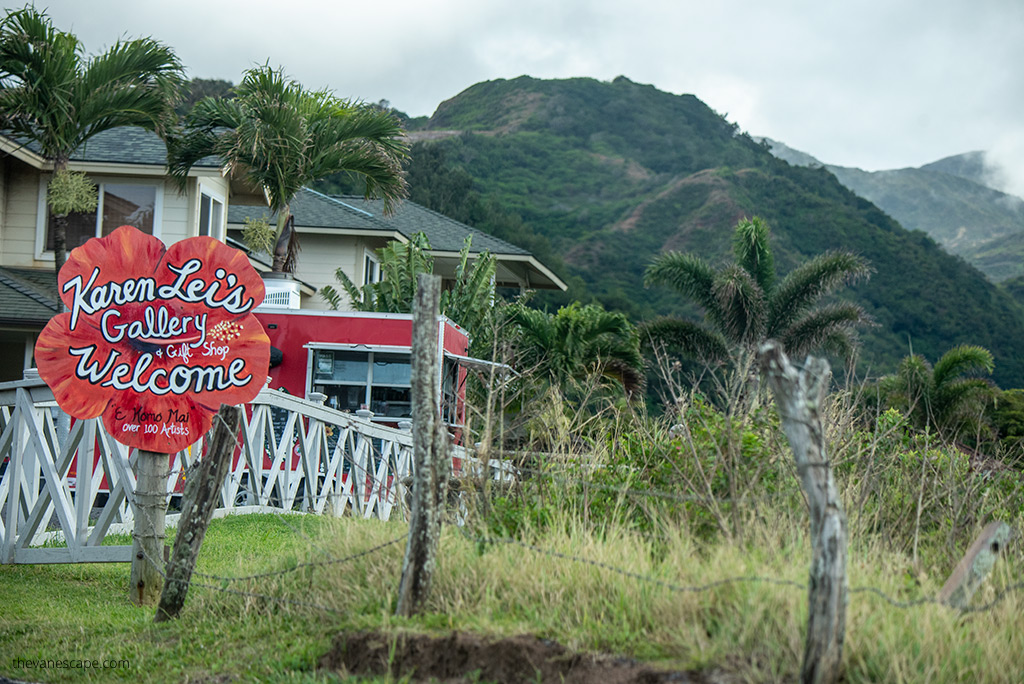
[
  {"left": 311, "top": 349, "right": 412, "bottom": 418},
  {"left": 197, "top": 187, "right": 225, "bottom": 238},
  {"left": 37, "top": 178, "right": 161, "bottom": 256},
  {"left": 363, "top": 250, "right": 381, "bottom": 286}
]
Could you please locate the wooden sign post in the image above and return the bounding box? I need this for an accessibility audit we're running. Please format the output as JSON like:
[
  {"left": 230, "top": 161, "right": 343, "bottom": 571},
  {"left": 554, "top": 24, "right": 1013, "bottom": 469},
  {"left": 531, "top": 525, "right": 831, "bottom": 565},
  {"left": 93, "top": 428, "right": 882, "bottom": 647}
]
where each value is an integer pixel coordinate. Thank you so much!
[
  {"left": 130, "top": 450, "right": 169, "bottom": 605},
  {"left": 34, "top": 225, "right": 270, "bottom": 605}
]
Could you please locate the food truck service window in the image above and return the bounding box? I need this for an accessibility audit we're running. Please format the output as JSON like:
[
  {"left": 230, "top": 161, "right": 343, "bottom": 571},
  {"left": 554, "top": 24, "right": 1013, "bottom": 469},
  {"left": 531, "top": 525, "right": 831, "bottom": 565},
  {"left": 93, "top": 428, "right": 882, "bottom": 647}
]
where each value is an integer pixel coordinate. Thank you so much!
[{"left": 311, "top": 349, "right": 411, "bottom": 418}]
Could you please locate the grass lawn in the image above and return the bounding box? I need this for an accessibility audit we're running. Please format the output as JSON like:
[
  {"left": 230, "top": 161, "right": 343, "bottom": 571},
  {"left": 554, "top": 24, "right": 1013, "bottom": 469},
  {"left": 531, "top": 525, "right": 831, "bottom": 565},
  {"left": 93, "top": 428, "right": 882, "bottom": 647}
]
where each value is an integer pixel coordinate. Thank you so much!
[
  {"left": 1, "top": 511, "right": 1022, "bottom": 683},
  {"left": 1, "top": 514, "right": 387, "bottom": 683}
]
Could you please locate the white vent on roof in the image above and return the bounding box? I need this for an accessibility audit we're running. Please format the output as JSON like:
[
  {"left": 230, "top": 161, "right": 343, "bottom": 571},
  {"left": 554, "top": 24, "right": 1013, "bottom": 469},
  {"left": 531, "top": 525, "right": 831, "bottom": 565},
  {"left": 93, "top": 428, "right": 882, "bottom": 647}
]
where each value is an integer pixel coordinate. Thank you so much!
[{"left": 256, "top": 274, "right": 301, "bottom": 310}]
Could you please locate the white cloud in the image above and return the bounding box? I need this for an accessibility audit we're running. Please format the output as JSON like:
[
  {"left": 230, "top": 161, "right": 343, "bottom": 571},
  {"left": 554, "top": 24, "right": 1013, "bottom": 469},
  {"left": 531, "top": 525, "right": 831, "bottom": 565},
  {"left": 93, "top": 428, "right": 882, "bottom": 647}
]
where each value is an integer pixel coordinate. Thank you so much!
[
  {"left": 26, "top": 0, "right": 1024, "bottom": 177},
  {"left": 984, "top": 130, "right": 1024, "bottom": 199}
]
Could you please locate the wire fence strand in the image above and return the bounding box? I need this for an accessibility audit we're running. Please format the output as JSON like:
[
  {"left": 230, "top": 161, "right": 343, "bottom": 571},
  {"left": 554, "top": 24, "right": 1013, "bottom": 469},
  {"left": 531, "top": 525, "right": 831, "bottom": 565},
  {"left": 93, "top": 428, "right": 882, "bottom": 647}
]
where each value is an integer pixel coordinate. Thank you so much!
[{"left": 135, "top": 513, "right": 1022, "bottom": 621}]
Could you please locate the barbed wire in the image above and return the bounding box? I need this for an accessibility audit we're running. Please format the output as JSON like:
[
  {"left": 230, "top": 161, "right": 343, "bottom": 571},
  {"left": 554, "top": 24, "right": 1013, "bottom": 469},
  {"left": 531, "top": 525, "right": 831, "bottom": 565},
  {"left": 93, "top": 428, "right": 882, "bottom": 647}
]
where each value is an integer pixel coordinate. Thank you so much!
[
  {"left": 189, "top": 533, "right": 407, "bottom": 584},
  {"left": 471, "top": 461, "right": 802, "bottom": 507},
  {"left": 136, "top": 524, "right": 1023, "bottom": 622},
  {"left": 468, "top": 533, "right": 807, "bottom": 594},
  {"left": 464, "top": 532, "right": 1024, "bottom": 615},
  {"left": 140, "top": 545, "right": 360, "bottom": 617}
]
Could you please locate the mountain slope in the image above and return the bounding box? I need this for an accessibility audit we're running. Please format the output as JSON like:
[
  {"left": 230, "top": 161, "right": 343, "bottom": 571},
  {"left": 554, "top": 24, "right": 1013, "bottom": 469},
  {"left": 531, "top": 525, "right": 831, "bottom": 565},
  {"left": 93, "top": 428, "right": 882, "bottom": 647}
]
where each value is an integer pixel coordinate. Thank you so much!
[
  {"left": 763, "top": 140, "right": 1024, "bottom": 281},
  {"left": 401, "top": 76, "right": 1024, "bottom": 387},
  {"left": 921, "top": 151, "right": 991, "bottom": 186}
]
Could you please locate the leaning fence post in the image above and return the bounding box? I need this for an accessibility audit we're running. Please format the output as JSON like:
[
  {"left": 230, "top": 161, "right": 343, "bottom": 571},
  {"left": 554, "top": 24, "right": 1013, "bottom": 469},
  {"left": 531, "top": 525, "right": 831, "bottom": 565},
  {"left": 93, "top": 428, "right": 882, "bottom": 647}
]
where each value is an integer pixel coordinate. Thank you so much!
[
  {"left": 395, "top": 274, "right": 449, "bottom": 617},
  {"left": 759, "top": 341, "right": 848, "bottom": 684},
  {"left": 155, "top": 404, "right": 242, "bottom": 622},
  {"left": 938, "top": 521, "right": 1012, "bottom": 610}
]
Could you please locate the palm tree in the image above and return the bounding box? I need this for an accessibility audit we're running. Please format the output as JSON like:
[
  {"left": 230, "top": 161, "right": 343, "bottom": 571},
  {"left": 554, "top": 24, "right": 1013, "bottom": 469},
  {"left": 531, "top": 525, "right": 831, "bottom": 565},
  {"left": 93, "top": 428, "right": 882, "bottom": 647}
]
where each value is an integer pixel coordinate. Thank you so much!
[
  {"left": 509, "top": 302, "right": 644, "bottom": 397},
  {"left": 168, "top": 65, "right": 409, "bottom": 273},
  {"left": 644, "top": 216, "right": 872, "bottom": 369},
  {"left": 321, "top": 232, "right": 496, "bottom": 334},
  {"left": 879, "top": 344, "right": 994, "bottom": 440},
  {"left": 0, "top": 7, "right": 183, "bottom": 274}
]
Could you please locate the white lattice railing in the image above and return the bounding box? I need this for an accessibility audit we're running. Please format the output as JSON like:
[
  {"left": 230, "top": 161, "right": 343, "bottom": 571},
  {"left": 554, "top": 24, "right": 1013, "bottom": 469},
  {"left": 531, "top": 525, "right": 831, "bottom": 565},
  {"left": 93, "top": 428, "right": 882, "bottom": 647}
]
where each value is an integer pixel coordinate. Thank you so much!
[{"left": 0, "top": 375, "right": 502, "bottom": 565}]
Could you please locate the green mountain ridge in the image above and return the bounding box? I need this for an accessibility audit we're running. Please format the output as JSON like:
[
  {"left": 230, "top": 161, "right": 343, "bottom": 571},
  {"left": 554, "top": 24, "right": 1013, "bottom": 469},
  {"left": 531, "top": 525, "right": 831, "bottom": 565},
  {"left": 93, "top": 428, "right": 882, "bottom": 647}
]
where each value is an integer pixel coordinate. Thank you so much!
[
  {"left": 762, "top": 139, "right": 1024, "bottom": 282},
  {"left": 366, "top": 75, "right": 1024, "bottom": 387}
]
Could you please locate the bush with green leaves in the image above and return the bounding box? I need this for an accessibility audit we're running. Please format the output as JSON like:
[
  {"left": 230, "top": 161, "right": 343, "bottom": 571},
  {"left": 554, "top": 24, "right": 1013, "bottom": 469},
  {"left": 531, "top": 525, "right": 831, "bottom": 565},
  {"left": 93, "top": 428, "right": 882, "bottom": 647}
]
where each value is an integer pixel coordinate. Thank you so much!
[
  {"left": 507, "top": 301, "right": 644, "bottom": 399},
  {"left": 876, "top": 344, "right": 995, "bottom": 442},
  {"left": 320, "top": 232, "right": 496, "bottom": 334},
  {"left": 472, "top": 375, "right": 1024, "bottom": 573}
]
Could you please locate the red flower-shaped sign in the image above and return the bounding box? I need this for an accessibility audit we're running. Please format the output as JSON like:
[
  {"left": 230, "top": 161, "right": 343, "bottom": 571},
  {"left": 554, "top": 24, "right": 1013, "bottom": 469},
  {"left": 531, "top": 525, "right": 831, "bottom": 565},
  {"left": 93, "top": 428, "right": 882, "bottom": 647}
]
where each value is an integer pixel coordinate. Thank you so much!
[{"left": 36, "top": 225, "right": 270, "bottom": 452}]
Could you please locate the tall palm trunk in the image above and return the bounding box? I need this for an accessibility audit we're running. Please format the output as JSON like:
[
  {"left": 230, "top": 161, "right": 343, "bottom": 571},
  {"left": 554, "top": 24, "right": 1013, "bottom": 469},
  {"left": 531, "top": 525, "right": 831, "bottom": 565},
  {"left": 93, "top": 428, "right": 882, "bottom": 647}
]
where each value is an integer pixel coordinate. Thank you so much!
[
  {"left": 271, "top": 208, "right": 296, "bottom": 273},
  {"left": 50, "top": 157, "right": 70, "bottom": 279}
]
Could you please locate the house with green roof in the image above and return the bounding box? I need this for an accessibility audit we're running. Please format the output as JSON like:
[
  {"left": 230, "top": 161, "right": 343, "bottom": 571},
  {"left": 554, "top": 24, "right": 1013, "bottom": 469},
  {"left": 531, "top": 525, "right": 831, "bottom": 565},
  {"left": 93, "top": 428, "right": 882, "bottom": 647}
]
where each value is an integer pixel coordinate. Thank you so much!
[{"left": 0, "top": 126, "right": 565, "bottom": 382}]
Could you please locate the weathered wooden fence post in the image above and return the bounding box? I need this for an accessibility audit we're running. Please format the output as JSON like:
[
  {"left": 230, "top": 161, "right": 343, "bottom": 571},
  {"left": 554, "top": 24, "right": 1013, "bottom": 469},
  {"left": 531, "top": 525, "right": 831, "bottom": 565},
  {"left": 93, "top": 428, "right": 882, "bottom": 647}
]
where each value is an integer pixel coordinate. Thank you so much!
[
  {"left": 759, "top": 341, "right": 848, "bottom": 684},
  {"left": 130, "top": 449, "right": 169, "bottom": 606},
  {"left": 396, "top": 274, "right": 449, "bottom": 617},
  {"left": 938, "top": 520, "right": 1012, "bottom": 609},
  {"left": 155, "top": 404, "right": 242, "bottom": 622}
]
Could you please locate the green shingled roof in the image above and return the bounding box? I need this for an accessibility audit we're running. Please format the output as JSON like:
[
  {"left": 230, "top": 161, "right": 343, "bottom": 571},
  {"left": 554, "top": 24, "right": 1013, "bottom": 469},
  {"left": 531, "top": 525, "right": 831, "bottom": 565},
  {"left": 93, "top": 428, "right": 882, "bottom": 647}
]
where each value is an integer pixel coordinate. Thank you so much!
[
  {"left": 228, "top": 188, "right": 531, "bottom": 256},
  {"left": 16, "top": 127, "right": 220, "bottom": 167},
  {"left": 0, "top": 267, "right": 58, "bottom": 325}
]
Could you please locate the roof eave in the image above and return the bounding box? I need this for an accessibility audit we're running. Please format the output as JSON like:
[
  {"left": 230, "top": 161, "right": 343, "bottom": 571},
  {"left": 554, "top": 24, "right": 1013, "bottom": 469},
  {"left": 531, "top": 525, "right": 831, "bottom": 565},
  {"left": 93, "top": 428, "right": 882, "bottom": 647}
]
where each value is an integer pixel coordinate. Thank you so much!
[
  {"left": 0, "top": 136, "right": 50, "bottom": 169},
  {"left": 430, "top": 250, "right": 566, "bottom": 291},
  {"left": 226, "top": 220, "right": 408, "bottom": 243}
]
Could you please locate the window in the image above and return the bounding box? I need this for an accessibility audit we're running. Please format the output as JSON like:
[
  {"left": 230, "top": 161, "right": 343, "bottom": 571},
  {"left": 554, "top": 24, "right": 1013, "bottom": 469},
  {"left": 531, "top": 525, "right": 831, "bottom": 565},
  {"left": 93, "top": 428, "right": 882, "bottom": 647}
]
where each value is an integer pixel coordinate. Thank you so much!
[
  {"left": 37, "top": 178, "right": 161, "bottom": 256},
  {"left": 0, "top": 330, "right": 35, "bottom": 383},
  {"left": 441, "top": 358, "right": 462, "bottom": 427},
  {"left": 363, "top": 250, "right": 381, "bottom": 286},
  {"left": 198, "top": 188, "right": 225, "bottom": 238},
  {"left": 311, "top": 349, "right": 412, "bottom": 418}
]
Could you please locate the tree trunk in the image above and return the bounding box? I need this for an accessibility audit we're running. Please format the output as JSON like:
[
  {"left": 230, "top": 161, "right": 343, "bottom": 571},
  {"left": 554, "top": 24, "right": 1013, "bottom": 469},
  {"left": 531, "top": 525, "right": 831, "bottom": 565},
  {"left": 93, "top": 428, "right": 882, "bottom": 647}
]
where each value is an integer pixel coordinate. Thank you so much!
[
  {"left": 155, "top": 405, "right": 242, "bottom": 622},
  {"left": 130, "top": 450, "right": 169, "bottom": 606},
  {"left": 395, "top": 274, "right": 449, "bottom": 617},
  {"left": 51, "top": 158, "right": 70, "bottom": 285},
  {"left": 271, "top": 209, "right": 295, "bottom": 273},
  {"left": 759, "top": 341, "right": 848, "bottom": 684}
]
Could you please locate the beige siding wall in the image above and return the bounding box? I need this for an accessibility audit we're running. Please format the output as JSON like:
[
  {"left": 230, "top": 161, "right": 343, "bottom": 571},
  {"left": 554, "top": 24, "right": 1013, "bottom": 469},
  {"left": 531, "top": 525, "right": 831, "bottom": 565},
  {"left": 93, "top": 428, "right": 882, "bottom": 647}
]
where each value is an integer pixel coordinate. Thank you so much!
[
  {"left": 0, "top": 163, "right": 228, "bottom": 269},
  {"left": 161, "top": 178, "right": 189, "bottom": 244},
  {"left": 1, "top": 164, "right": 43, "bottom": 268},
  {"left": 0, "top": 159, "right": 6, "bottom": 262},
  {"left": 294, "top": 233, "right": 362, "bottom": 311},
  {"left": 291, "top": 234, "right": 394, "bottom": 311}
]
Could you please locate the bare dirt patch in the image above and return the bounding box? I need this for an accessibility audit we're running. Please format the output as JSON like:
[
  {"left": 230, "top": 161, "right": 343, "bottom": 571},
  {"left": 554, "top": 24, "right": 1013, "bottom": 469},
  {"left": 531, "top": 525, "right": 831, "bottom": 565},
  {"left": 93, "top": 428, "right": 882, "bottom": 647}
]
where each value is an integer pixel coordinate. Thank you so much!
[{"left": 319, "top": 630, "right": 717, "bottom": 683}]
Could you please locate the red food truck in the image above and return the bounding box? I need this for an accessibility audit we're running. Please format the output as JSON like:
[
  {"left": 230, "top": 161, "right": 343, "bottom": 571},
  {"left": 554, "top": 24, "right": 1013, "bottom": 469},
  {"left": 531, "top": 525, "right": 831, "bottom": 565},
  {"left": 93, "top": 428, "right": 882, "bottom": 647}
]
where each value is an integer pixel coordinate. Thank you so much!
[{"left": 254, "top": 308, "right": 472, "bottom": 435}]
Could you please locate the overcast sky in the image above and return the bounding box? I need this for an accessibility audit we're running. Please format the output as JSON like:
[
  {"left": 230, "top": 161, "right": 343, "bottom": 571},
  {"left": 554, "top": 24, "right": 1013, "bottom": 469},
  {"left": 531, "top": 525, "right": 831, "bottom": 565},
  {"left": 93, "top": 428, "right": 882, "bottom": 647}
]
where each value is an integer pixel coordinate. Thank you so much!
[{"left": 28, "top": 0, "right": 1024, "bottom": 193}]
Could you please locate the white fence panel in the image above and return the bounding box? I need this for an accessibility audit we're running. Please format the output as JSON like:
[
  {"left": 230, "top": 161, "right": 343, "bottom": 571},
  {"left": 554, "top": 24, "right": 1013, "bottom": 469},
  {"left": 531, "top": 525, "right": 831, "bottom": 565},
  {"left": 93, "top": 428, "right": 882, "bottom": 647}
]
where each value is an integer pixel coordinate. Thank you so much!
[{"left": 1, "top": 375, "right": 514, "bottom": 564}]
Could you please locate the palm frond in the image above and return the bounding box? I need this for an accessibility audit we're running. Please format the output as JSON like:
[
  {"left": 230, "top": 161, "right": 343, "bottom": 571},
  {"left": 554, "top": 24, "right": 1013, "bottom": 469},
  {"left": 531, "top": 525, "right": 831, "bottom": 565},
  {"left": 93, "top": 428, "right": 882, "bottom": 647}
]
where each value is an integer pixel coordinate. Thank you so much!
[
  {"left": 711, "top": 265, "right": 766, "bottom": 345},
  {"left": 932, "top": 377, "right": 995, "bottom": 434},
  {"left": 932, "top": 344, "right": 994, "bottom": 391},
  {"left": 318, "top": 284, "right": 344, "bottom": 311},
  {"left": 639, "top": 317, "right": 730, "bottom": 366},
  {"left": 0, "top": 7, "right": 183, "bottom": 160},
  {"left": 440, "top": 235, "right": 495, "bottom": 331},
  {"left": 168, "top": 63, "right": 408, "bottom": 235},
  {"left": 732, "top": 216, "right": 775, "bottom": 294},
  {"left": 510, "top": 302, "right": 644, "bottom": 396},
  {"left": 777, "top": 301, "right": 871, "bottom": 361},
  {"left": 768, "top": 250, "right": 871, "bottom": 337},
  {"left": 601, "top": 358, "right": 646, "bottom": 397},
  {"left": 644, "top": 251, "right": 718, "bottom": 314}
]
